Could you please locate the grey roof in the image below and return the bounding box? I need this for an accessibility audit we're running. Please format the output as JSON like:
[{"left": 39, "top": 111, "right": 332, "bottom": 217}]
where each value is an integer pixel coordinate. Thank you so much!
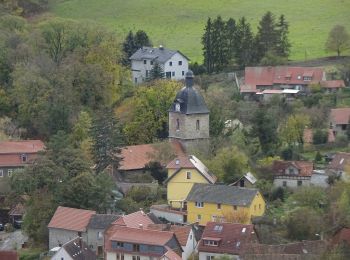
[
  {"left": 87, "top": 214, "right": 119, "bottom": 229},
  {"left": 129, "top": 46, "right": 189, "bottom": 64},
  {"left": 62, "top": 237, "right": 96, "bottom": 260},
  {"left": 169, "top": 71, "right": 209, "bottom": 115},
  {"left": 186, "top": 183, "right": 259, "bottom": 206}
]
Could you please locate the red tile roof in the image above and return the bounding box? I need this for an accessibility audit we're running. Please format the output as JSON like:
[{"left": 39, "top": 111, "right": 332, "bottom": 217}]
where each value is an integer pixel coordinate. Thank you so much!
[
  {"left": 272, "top": 161, "right": 314, "bottom": 177},
  {"left": 147, "top": 224, "right": 192, "bottom": 247},
  {"left": 0, "top": 140, "right": 44, "bottom": 154},
  {"left": 330, "top": 108, "right": 350, "bottom": 125},
  {"left": 112, "top": 210, "right": 155, "bottom": 228},
  {"left": 328, "top": 152, "right": 350, "bottom": 172},
  {"left": 331, "top": 227, "right": 350, "bottom": 247},
  {"left": 242, "top": 66, "right": 325, "bottom": 92},
  {"left": 162, "top": 247, "right": 182, "bottom": 260},
  {"left": 0, "top": 251, "right": 19, "bottom": 260},
  {"left": 9, "top": 203, "right": 25, "bottom": 216},
  {"left": 48, "top": 206, "right": 96, "bottom": 232},
  {"left": 0, "top": 140, "right": 45, "bottom": 167},
  {"left": 303, "top": 128, "right": 335, "bottom": 144},
  {"left": 321, "top": 80, "right": 346, "bottom": 89},
  {"left": 198, "top": 222, "right": 257, "bottom": 255},
  {"left": 105, "top": 225, "right": 177, "bottom": 251},
  {"left": 119, "top": 141, "right": 185, "bottom": 171}
]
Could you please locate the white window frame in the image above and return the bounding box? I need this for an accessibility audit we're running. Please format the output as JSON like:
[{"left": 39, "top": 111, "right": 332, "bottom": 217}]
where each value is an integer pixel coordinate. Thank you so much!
[
  {"left": 195, "top": 202, "right": 204, "bottom": 208},
  {"left": 8, "top": 169, "right": 13, "bottom": 177}
]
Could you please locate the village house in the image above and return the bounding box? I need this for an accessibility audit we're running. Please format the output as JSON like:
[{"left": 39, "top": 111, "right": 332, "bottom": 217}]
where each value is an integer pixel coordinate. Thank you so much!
[
  {"left": 272, "top": 160, "right": 314, "bottom": 188},
  {"left": 230, "top": 172, "right": 257, "bottom": 188},
  {"left": 164, "top": 155, "right": 217, "bottom": 210},
  {"left": 186, "top": 183, "right": 265, "bottom": 225},
  {"left": 51, "top": 237, "right": 96, "bottom": 260},
  {"left": 330, "top": 107, "right": 350, "bottom": 136},
  {"left": 240, "top": 66, "right": 345, "bottom": 100},
  {"left": 147, "top": 224, "right": 198, "bottom": 260},
  {"left": 130, "top": 46, "right": 189, "bottom": 84},
  {"left": 104, "top": 225, "right": 183, "bottom": 260},
  {"left": 48, "top": 206, "right": 96, "bottom": 250},
  {"left": 327, "top": 152, "right": 350, "bottom": 181},
  {"left": 198, "top": 222, "right": 258, "bottom": 260},
  {"left": 111, "top": 210, "right": 159, "bottom": 228},
  {"left": 0, "top": 140, "right": 44, "bottom": 193},
  {"left": 331, "top": 227, "right": 350, "bottom": 249},
  {"left": 86, "top": 214, "right": 119, "bottom": 257}
]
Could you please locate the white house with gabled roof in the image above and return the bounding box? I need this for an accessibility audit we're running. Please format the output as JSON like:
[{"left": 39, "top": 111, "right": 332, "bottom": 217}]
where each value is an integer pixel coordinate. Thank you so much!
[{"left": 130, "top": 46, "right": 189, "bottom": 84}]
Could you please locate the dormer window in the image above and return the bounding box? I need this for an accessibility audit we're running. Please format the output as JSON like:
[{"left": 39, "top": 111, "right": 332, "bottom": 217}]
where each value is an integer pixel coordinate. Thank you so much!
[
  {"left": 288, "top": 168, "right": 295, "bottom": 175},
  {"left": 203, "top": 240, "right": 219, "bottom": 246},
  {"left": 303, "top": 76, "right": 312, "bottom": 81}
]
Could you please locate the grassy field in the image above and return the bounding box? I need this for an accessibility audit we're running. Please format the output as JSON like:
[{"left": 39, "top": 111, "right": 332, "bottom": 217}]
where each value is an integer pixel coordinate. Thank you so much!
[{"left": 50, "top": 0, "right": 350, "bottom": 62}]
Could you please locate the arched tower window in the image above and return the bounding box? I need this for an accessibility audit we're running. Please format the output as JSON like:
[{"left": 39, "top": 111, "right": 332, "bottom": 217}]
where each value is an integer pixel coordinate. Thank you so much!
[
  {"left": 176, "top": 119, "right": 180, "bottom": 130},
  {"left": 196, "top": 120, "right": 200, "bottom": 130}
]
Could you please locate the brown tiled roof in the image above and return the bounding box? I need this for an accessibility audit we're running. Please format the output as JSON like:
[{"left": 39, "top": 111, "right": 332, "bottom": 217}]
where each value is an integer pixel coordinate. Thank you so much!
[
  {"left": 48, "top": 206, "right": 96, "bottom": 232},
  {"left": 198, "top": 222, "right": 257, "bottom": 255},
  {"left": 0, "top": 251, "right": 19, "bottom": 260},
  {"left": 331, "top": 227, "right": 350, "bottom": 247},
  {"left": 162, "top": 247, "right": 182, "bottom": 260},
  {"left": 147, "top": 224, "right": 192, "bottom": 246},
  {"left": 330, "top": 108, "right": 350, "bottom": 125},
  {"left": 321, "top": 80, "right": 346, "bottom": 89},
  {"left": 243, "top": 66, "right": 325, "bottom": 92},
  {"left": 165, "top": 155, "right": 217, "bottom": 184},
  {"left": 328, "top": 152, "right": 350, "bottom": 172},
  {"left": 9, "top": 203, "right": 25, "bottom": 216},
  {"left": 119, "top": 141, "right": 185, "bottom": 171},
  {"left": 272, "top": 160, "right": 314, "bottom": 177},
  {"left": 105, "top": 225, "right": 175, "bottom": 249},
  {"left": 303, "top": 128, "right": 335, "bottom": 144},
  {"left": 0, "top": 140, "right": 45, "bottom": 167},
  {"left": 112, "top": 210, "right": 155, "bottom": 228},
  {"left": 0, "top": 140, "right": 44, "bottom": 154}
]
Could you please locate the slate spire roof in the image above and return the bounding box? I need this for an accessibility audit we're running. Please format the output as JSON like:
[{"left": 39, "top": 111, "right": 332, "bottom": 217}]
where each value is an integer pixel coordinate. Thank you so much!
[{"left": 169, "top": 70, "right": 209, "bottom": 115}]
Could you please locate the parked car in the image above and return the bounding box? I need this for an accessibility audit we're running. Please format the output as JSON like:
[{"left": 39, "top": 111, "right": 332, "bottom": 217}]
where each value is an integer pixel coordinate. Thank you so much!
[{"left": 0, "top": 223, "right": 4, "bottom": 231}]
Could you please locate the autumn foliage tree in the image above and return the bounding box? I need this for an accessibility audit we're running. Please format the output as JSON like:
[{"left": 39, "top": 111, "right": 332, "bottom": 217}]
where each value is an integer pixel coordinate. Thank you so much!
[{"left": 325, "top": 25, "right": 350, "bottom": 57}]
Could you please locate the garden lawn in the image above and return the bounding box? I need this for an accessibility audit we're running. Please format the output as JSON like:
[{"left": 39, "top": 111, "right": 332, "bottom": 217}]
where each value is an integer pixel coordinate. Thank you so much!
[{"left": 50, "top": 0, "right": 350, "bottom": 62}]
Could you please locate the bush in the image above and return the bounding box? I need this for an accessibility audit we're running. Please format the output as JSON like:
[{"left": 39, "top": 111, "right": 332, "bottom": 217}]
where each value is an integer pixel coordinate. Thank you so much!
[
  {"left": 314, "top": 151, "right": 322, "bottom": 162},
  {"left": 313, "top": 129, "right": 328, "bottom": 144},
  {"left": 271, "top": 187, "right": 285, "bottom": 202}
]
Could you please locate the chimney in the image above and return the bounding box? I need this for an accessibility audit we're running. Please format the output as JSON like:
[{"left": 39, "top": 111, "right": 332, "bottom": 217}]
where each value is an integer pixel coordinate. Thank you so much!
[{"left": 185, "top": 70, "right": 194, "bottom": 88}]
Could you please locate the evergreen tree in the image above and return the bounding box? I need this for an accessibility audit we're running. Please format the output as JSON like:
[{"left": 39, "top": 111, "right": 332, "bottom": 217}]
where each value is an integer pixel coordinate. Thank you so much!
[
  {"left": 90, "top": 108, "right": 124, "bottom": 174},
  {"left": 211, "top": 16, "right": 228, "bottom": 72},
  {"left": 134, "top": 30, "right": 152, "bottom": 49},
  {"left": 256, "top": 11, "right": 278, "bottom": 61},
  {"left": 225, "top": 18, "right": 236, "bottom": 66},
  {"left": 234, "top": 17, "right": 256, "bottom": 68},
  {"left": 122, "top": 31, "right": 135, "bottom": 66},
  {"left": 148, "top": 62, "right": 164, "bottom": 81},
  {"left": 202, "top": 17, "right": 213, "bottom": 73},
  {"left": 276, "top": 14, "right": 291, "bottom": 57}
]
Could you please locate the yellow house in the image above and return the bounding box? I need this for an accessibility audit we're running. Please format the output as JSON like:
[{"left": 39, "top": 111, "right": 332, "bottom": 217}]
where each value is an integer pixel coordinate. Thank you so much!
[
  {"left": 164, "top": 155, "right": 216, "bottom": 209},
  {"left": 186, "top": 183, "right": 265, "bottom": 225}
]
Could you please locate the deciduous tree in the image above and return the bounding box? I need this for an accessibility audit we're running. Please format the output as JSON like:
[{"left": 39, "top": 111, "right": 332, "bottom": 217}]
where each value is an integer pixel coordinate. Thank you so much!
[{"left": 325, "top": 25, "right": 350, "bottom": 57}]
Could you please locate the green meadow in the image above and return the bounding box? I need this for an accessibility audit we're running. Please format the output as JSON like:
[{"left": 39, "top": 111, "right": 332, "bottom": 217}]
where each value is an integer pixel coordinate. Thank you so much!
[{"left": 50, "top": 0, "right": 350, "bottom": 62}]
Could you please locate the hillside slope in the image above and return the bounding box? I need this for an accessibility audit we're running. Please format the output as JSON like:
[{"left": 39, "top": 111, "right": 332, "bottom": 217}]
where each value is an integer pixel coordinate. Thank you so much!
[{"left": 50, "top": 0, "right": 350, "bottom": 62}]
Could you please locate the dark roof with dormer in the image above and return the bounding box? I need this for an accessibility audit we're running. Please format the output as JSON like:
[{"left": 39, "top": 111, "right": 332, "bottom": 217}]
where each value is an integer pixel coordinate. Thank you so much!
[{"left": 169, "top": 71, "right": 209, "bottom": 115}]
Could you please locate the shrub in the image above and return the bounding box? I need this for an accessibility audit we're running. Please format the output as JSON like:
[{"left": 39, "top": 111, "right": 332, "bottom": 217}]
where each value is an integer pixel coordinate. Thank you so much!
[{"left": 313, "top": 129, "right": 328, "bottom": 144}]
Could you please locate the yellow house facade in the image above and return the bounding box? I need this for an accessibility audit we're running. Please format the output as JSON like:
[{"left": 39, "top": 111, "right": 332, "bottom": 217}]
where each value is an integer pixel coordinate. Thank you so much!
[
  {"left": 164, "top": 155, "right": 216, "bottom": 209},
  {"left": 186, "top": 183, "right": 265, "bottom": 226}
]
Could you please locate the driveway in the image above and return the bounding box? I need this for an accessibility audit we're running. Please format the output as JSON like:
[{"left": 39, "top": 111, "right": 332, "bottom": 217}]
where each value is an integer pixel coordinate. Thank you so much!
[{"left": 0, "top": 230, "right": 28, "bottom": 250}]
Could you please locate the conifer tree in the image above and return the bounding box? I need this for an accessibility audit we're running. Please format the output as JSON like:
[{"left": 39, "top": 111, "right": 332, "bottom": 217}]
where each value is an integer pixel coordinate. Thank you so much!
[
  {"left": 122, "top": 31, "right": 135, "bottom": 66},
  {"left": 134, "top": 30, "right": 152, "bottom": 49},
  {"left": 148, "top": 62, "right": 164, "bottom": 81},
  {"left": 276, "top": 14, "right": 291, "bottom": 57},
  {"left": 90, "top": 108, "right": 124, "bottom": 174},
  {"left": 225, "top": 18, "right": 237, "bottom": 66},
  {"left": 234, "top": 17, "right": 255, "bottom": 68},
  {"left": 256, "top": 11, "right": 278, "bottom": 61},
  {"left": 211, "top": 16, "right": 228, "bottom": 72},
  {"left": 202, "top": 17, "right": 213, "bottom": 73}
]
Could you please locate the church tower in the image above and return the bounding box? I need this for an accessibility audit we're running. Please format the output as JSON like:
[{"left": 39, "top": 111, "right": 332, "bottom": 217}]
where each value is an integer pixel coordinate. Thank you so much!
[{"left": 168, "top": 70, "right": 210, "bottom": 152}]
